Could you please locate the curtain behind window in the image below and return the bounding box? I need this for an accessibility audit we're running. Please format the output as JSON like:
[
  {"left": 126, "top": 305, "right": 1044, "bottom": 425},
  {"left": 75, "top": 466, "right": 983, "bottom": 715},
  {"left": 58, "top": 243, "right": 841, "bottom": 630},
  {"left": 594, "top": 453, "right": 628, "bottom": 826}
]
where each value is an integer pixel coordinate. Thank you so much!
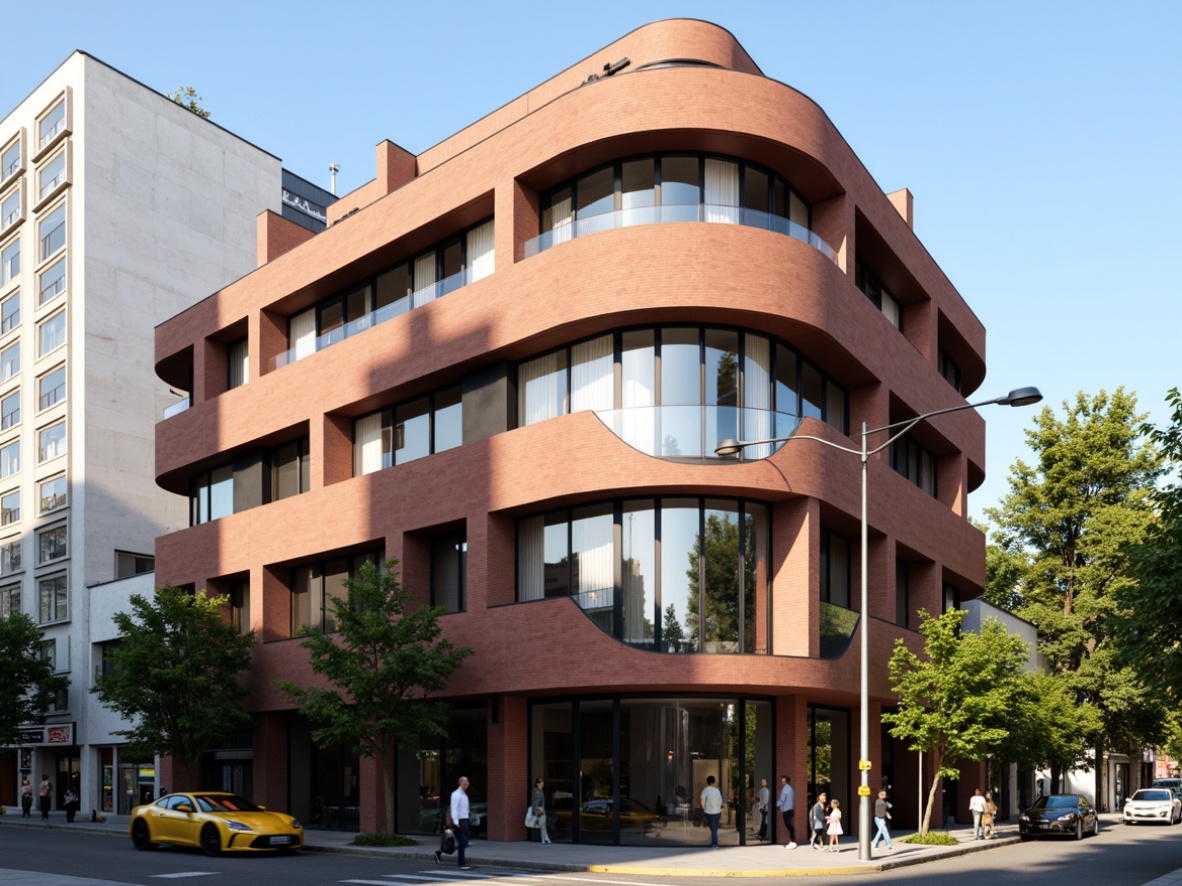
[
  {"left": 518, "top": 516, "right": 545, "bottom": 601},
  {"left": 704, "top": 159, "right": 740, "bottom": 224},
  {"left": 570, "top": 335, "right": 613, "bottom": 414},
  {"left": 466, "top": 220, "right": 495, "bottom": 283},
  {"left": 354, "top": 412, "right": 384, "bottom": 476},
  {"left": 290, "top": 309, "right": 316, "bottom": 362}
]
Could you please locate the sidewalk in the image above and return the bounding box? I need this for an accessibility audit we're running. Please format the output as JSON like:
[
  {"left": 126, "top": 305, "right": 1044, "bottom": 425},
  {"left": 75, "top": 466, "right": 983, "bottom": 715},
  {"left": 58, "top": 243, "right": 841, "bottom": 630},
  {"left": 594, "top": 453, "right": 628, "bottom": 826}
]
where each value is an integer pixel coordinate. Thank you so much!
[{"left": 0, "top": 810, "right": 1036, "bottom": 877}]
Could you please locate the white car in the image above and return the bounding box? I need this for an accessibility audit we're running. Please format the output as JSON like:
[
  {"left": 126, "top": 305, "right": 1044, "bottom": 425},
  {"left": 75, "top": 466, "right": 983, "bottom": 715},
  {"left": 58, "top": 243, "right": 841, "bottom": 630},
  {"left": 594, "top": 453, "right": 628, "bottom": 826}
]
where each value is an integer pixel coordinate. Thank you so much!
[{"left": 1123, "top": 789, "right": 1182, "bottom": 825}]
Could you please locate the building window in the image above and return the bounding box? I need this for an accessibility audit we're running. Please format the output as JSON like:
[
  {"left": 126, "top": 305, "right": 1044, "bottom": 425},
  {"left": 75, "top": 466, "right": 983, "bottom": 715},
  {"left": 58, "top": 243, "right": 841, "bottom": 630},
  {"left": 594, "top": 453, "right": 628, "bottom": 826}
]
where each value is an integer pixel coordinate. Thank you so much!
[
  {"left": 0, "top": 582, "right": 19, "bottom": 616},
  {"left": 517, "top": 497, "right": 770, "bottom": 654},
  {"left": 98, "top": 639, "right": 123, "bottom": 678},
  {"left": 0, "top": 441, "right": 18, "bottom": 479},
  {"left": 38, "top": 150, "right": 66, "bottom": 202},
  {"left": 271, "top": 438, "right": 310, "bottom": 501},
  {"left": 190, "top": 464, "right": 233, "bottom": 525},
  {"left": 889, "top": 435, "right": 938, "bottom": 498},
  {"left": 0, "top": 237, "right": 18, "bottom": 285},
  {"left": 1, "top": 342, "right": 18, "bottom": 381},
  {"left": 431, "top": 530, "right": 466, "bottom": 614},
  {"left": 1, "top": 290, "right": 19, "bottom": 335},
  {"left": 39, "top": 100, "right": 66, "bottom": 150},
  {"left": 229, "top": 579, "right": 250, "bottom": 634},
  {"left": 38, "top": 310, "right": 65, "bottom": 356},
  {"left": 38, "top": 523, "right": 67, "bottom": 564},
  {"left": 0, "top": 185, "right": 20, "bottom": 233},
  {"left": 38, "top": 365, "right": 64, "bottom": 410},
  {"left": 819, "top": 528, "right": 851, "bottom": 609},
  {"left": 353, "top": 386, "right": 462, "bottom": 475},
  {"left": 0, "top": 538, "right": 21, "bottom": 576},
  {"left": 39, "top": 475, "right": 67, "bottom": 514},
  {"left": 38, "top": 572, "right": 67, "bottom": 623},
  {"left": 0, "top": 138, "right": 20, "bottom": 184},
  {"left": 228, "top": 337, "right": 248, "bottom": 389},
  {"left": 38, "top": 420, "right": 65, "bottom": 462},
  {"left": 943, "top": 582, "right": 960, "bottom": 613},
  {"left": 855, "top": 256, "right": 903, "bottom": 331},
  {"left": 938, "top": 349, "right": 961, "bottom": 393},
  {"left": 1, "top": 389, "right": 18, "bottom": 430},
  {"left": 896, "top": 562, "right": 910, "bottom": 628},
  {"left": 0, "top": 490, "right": 17, "bottom": 525},
  {"left": 39, "top": 203, "right": 65, "bottom": 261},
  {"left": 278, "top": 218, "right": 493, "bottom": 369},
  {"left": 115, "top": 551, "right": 154, "bottom": 578},
  {"left": 39, "top": 256, "right": 65, "bottom": 306},
  {"left": 290, "top": 551, "right": 380, "bottom": 636}
]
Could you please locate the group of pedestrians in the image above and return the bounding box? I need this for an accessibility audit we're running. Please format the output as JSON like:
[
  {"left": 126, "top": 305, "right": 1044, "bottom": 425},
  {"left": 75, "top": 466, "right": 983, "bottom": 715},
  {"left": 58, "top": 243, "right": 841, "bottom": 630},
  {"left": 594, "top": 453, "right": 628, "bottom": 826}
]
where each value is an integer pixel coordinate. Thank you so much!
[
  {"left": 969, "top": 787, "right": 999, "bottom": 839},
  {"left": 18, "top": 775, "right": 68, "bottom": 821}
]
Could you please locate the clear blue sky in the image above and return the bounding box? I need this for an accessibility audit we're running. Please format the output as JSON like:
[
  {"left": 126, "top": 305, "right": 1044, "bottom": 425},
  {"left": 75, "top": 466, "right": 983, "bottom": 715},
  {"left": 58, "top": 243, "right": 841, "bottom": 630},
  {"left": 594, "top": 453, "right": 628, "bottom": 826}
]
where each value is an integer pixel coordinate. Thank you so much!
[{"left": 5, "top": 0, "right": 1178, "bottom": 520}]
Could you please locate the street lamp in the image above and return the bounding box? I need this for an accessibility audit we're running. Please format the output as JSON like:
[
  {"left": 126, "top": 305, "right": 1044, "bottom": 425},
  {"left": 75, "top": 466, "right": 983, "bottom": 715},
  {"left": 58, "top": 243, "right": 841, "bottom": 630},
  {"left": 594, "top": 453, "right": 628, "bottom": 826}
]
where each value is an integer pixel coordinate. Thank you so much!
[{"left": 715, "top": 386, "right": 1041, "bottom": 860}]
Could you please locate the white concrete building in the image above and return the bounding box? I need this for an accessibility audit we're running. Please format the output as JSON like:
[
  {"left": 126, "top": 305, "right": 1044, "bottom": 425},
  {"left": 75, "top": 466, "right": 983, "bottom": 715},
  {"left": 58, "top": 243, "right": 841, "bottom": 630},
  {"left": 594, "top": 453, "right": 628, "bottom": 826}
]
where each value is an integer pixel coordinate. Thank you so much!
[{"left": 0, "top": 51, "right": 327, "bottom": 816}]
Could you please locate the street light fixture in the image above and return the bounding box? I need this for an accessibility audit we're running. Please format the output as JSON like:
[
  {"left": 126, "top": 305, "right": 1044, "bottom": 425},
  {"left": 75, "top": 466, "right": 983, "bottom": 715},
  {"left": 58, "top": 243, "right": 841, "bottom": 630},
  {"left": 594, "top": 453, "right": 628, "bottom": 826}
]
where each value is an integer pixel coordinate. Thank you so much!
[{"left": 715, "top": 386, "right": 1041, "bottom": 860}]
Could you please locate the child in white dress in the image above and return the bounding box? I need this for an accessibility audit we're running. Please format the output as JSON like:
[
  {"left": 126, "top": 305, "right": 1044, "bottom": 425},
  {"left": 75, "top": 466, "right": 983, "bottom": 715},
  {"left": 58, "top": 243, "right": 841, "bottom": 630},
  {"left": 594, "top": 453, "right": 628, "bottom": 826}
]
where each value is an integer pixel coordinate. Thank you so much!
[{"left": 826, "top": 799, "right": 843, "bottom": 852}]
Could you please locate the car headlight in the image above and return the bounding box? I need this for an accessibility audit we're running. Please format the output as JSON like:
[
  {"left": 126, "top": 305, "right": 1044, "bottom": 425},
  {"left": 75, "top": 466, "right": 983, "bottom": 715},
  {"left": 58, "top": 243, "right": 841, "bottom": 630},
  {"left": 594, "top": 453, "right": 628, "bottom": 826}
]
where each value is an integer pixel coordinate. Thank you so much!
[
  {"left": 225, "top": 820, "right": 254, "bottom": 831},
  {"left": 290, "top": 819, "right": 302, "bottom": 830},
  {"left": 1019, "top": 814, "right": 1029, "bottom": 822},
  {"left": 1062, "top": 813, "right": 1077, "bottom": 821}
]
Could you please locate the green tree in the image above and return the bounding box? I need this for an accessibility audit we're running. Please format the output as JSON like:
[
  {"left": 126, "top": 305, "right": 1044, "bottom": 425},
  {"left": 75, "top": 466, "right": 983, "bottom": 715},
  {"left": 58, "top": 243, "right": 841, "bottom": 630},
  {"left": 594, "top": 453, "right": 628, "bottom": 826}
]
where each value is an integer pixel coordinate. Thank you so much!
[
  {"left": 996, "top": 671, "right": 1102, "bottom": 776},
  {"left": 92, "top": 585, "right": 255, "bottom": 788},
  {"left": 661, "top": 602, "right": 686, "bottom": 652},
  {"left": 277, "top": 560, "right": 472, "bottom": 835},
  {"left": 0, "top": 612, "right": 70, "bottom": 745},
  {"left": 882, "top": 609, "right": 1029, "bottom": 834},
  {"left": 984, "top": 389, "right": 1163, "bottom": 791},
  {"left": 168, "top": 86, "right": 210, "bottom": 118},
  {"left": 686, "top": 512, "right": 754, "bottom": 650}
]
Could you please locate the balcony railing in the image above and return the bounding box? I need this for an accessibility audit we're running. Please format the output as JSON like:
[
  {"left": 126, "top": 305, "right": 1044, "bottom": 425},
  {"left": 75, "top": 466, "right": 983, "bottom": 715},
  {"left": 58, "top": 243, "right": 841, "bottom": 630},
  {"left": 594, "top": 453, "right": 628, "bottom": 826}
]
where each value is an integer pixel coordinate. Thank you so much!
[
  {"left": 524, "top": 204, "right": 836, "bottom": 261},
  {"left": 39, "top": 384, "right": 65, "bottom": 411},
  {"left": 270, "top": 265, "right": 482, "bottom": 371},
  {"left": 162, "top": 397, "right": 190, "bottom": 419},
  {"left": 593, "top": 406, "right": 800, "bottom": 462}
]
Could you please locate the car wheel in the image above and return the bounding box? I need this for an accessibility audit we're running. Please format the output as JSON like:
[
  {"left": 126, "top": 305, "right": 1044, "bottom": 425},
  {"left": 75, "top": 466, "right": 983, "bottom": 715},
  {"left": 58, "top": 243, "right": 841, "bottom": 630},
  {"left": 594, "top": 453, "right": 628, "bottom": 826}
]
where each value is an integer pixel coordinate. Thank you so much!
[
  {"left": 200, "top": 824, "right": 222, "bottom": 857},
  {"left": 131, "top": 820, "right": 158, "bottom": 851},
  {"left": 1092, "top": 817, "right": 1101, "bottom": 836},
  {"left": 1019, "top": 834, "right": 1031, "bottom": 842},
  {"left": 1075, "top": 819, "right": 1083, "bottom": 840}
]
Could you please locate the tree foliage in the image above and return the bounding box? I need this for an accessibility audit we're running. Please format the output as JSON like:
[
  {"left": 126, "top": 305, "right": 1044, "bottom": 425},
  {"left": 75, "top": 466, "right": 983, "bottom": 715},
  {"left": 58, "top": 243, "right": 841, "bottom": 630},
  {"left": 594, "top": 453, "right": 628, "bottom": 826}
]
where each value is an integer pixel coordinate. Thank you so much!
[
  {"left": 92, "top": 585, "right": 255, "bottom": 788},
  {"left": 882, "top": 609, "right": 1030, "bottom": 834},
  {"left": 0, "top": 613, "right": 71, "bottom": 745},
  {"left": 996, "top": 671, "right": 1102, "bottom": 775},
  {"left": 168, "top": 86, "right": 210, "bottom": 118},
  {"left": 276, "top": 560, "right": 472, "bottom": 835}
]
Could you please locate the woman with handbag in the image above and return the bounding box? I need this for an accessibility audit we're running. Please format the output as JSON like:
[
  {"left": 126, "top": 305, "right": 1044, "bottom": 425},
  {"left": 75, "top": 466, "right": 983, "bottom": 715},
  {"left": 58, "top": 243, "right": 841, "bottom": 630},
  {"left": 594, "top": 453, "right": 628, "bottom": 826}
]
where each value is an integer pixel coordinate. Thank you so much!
[{"left": 528, "top": 778, "right": 552, "bottom": 844}]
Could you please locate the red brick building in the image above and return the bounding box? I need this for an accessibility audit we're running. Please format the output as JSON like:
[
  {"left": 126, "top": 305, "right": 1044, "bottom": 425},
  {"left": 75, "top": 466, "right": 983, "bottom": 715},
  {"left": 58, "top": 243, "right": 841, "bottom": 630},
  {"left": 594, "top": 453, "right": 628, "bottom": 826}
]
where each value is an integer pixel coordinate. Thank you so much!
[{"left": 153, "top": 19, "right": 988, "bottom": 844}]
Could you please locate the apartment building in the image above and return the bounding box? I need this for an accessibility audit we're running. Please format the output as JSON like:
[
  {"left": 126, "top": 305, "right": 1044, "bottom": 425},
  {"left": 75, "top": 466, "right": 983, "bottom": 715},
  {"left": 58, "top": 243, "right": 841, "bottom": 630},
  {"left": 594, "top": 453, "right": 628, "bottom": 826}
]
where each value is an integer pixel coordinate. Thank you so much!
[
  {"left": 0, "top": 50, "right": 330, "bottom": 815},
  {"left": 153, "top": 20, "right": 989, "bottom": 844}
]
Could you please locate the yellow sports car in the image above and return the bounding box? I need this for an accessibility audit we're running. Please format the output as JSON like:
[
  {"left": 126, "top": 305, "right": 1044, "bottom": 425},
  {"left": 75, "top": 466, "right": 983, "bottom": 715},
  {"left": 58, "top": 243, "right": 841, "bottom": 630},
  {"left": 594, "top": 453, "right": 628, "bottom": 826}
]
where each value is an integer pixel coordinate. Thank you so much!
[{"left": 129, "top": 791, "right": 303, "bottom": 856}]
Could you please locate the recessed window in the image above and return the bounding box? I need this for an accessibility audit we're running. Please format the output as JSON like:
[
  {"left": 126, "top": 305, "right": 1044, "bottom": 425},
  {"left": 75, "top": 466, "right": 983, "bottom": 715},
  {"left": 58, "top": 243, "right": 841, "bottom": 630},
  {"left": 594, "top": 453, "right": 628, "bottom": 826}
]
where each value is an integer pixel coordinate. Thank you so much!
[
  {"left": 38, "top": 572, "right": 67, "bottom": 623},
  {"left": 38, "top": 203, "right": 65, "bottom": 261},
  {"left": 938, "top": 349, "right": 961, "bottom": 393},
  {"left": 39, "top": 474, "right": 67, "bottom": 514},
  {"left": 896, "top": 562, "right": 910, "bottom": 628},
  {"left": 353, "top": 385, "right": 462, "bottom": 475},
  {"left": 1, "top": 389, "right": 18, "bottom": 430},
  {"left": 39, "top": 101, "right": 66, "bottom": 150},
  {"left": 0, "top": 581, "right": 19, "bottom": 616},
  {"left": 0, "top": 237, "right": 18, "bottom": 286},
  {"left": 38, "top": 523, "right": 67, "bottom": 564},
  {"left": 1, "top": 185, "right": 20, "bottom": 233},
  {"left": 271, "top": 438, "right": 310, "bottom": 501},
  {"left": 820, "top": 528, "right": 851, "bottom": 609},
  {"left": 1, "top": 290, "right": 19, "bottom": 335},
  {"left": 431, "top": 530, "right": 466, "bottom": 614},
  {"left": 38, "top": 420, "right": 65, "bottom": 462},
  {"left": 1, "top": 342, "right": 18, "bottom": 382},
  {"left": 289, "top": 551, "right": 380, "bottom": 636},
  {"left": 38, "top": 365, "right": 64, "bottom": 410},
  {"left": 115, "top": 550, "right": 154, "bottom": 578},
  {"left": 0, "top": 538, "right": 21, "bottom": 576},
  {"left": 1, "top": 139, "right": 20, "bottom": 184},
  {"left": 228, "top": 337, "right": 248, "bottom": 389},
  {"left": 38, "top": 150, "right": 66, "bottom": 202},
  {"left": 0, "top": 490, "right": 17, "bottom": 526},
  {"left": 890, "top": 435, "right": 938, "bottom": 498},
  {"left": 190, "top": 463, "right": 233, "bottom": 525},
  {"left": 38, "top": 310, "right": 65, "bottom": 357},
  {"left": 0, "top": 440, "right": 18, "bottom": 479},
  {"left": 38, "top": 257, "right": 65, "bottom": 306},
  {"left": 229, "top": 579, "right": 250, "bottom": 634},
  {"left": 855, "top": 257, "right": 903, "bottom": 332}
]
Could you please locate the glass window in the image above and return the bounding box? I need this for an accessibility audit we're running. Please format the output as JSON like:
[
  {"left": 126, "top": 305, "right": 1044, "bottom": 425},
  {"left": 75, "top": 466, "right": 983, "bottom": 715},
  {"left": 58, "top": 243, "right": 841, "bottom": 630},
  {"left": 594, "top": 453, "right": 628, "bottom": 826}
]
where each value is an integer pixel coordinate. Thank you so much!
[
  {"left": 431, "top": 530, "right": 466, "bottom": 613},
  {"left": 0, "top": 237, "right": 18, "bottom": 285},
  {"left": 115, "top": 551, "right": 153, "bottom": 578},
  {"left": 39, "top": 475, "right": 66, "bottom": 513},
  {"left": 39, "top": 101, "right": 66, "bottom": 149},
  {"left": 38, "top": 524, "right": 67, "bottom": 563},
  {"left": 38, "top": 420, "right": 65, "bottom": 462},
  {"left": 570, "top": 503, "right": 614, "bottom": 633},
  {"left": 0, "top": 441, "right": 17, "bottom": 478},
  {"left": 0, "top": 490, "right": 17, "bottom": 526},
  {"left": 576, "top": 167, "right": 615, "bottom": 234},
  {"left": 272, "top": 438, "right": 309, "bottom": 501},
  {"left": 228, "top": 338, "right": 248, "bottom": 389},
  {"left": 542, "top": 185, "right": 573, "bottom": 233},
  {"left": 38, "top": 310, "right": 66, "bottom": 356},
  {"left": 1, "top": 291, "right": 18, "bottom": 335},
  {"left": 289, "top": 552, "right": 379, "bottom": 636},
  {"left": 38, "top": 573, "right": 68, "bottom": 623},
  {"left": 39, "top": 203, "right": 65, "bottom": 261},
  {"left": 542, "top": 511, "right": 569, "bottom": 599},
  {"left": 434, "top": 386, "right": 462, "bottom": 453},
  {"left": 659, "top": 328, "right": 700, "bottom": 458},
  {"left": 39, "top": 151, "right": 66, "bottom": 201},
  {"left": 0, "top": 538, "right": 20, "bottom": 576},
  {"left": 620, "top": 500, "right": 656, "bottom": 648},
  {"left": 743, "top": 167, "right": 770, "bottom": 219},
  {"left": 39, "top": 256, "right": 65, "bottom": 305},
  {"left": 660, "top": 156, "right": 700, "bottom": 218},
  {"left": 394, "top": 397, "right": 430, "bottom": 465},
  {"left": 620, "top": 159, "right": 655, "bottom": 226},
  {"left": 1, "top": 187, "right": 19, "bottom": 232},
  {"left": 800, "top": 361, "right": 823, "bottom": 422},
  {"left": 0, "top": 582, "right": 18, "bottom": 616},
  {"left": 0, "top": 390, "right": 18, "bottom": 430},
  {"left": 820, "top": 528, "right": 850, "bottom": 608},
  {"left": 661, "top": 499, "right": 699, "bottom": 653},
  {"left": 896, "top": 562, "right": 910, "bottom": 628},
  {"left": 704, "top": 329, "right": 739, "bottom": 455},
  {"left": 702, "top": 500, "right": 741, "bottom": 653},
  {"left": 229, "top": 579, "right": 250, "bottom": 634},
  {"left": 1, "top": 140, "right": 20, "bottom": 183},
  {"left": 208, "top": 465, "right": 233, "bottom": 521},
  {"left": 38, "top": 364, "right": 64, "bottom": 409},
  {"left": 518, "top": 350, "right": 567, "bottom": 426},
  {"left": 374, "top": 263, "right": 410, "bottom": 319}
]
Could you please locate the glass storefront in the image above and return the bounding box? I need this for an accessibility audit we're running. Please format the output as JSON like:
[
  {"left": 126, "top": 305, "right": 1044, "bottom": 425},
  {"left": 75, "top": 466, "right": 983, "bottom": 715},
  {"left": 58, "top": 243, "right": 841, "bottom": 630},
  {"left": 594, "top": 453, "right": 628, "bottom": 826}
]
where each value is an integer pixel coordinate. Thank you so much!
[
  {"left": 531, "top": 696, "right": 771, "bottom": 846},
  {"left": 395, "top": 704, "right": 488, "bottom": 836},
  {"left": 807, "top": 706, "right": 850, "bottom": 824},
  {"left": 289, "top": 716, "right": 360, "bottom": 831}
]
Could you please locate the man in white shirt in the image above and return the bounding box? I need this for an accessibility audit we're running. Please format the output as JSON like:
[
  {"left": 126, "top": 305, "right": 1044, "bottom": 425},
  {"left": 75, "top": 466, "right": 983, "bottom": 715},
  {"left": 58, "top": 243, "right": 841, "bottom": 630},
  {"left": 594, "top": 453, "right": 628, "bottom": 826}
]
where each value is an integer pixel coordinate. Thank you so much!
[
  {"left": 778, "top": 775, "right": 797, "bottom": 848},
  {"left": 438, "top": 776, "right": 472, "bottom": 869},
  {"left": 700, "top": 775, "right": 724, "bottom": 849},
  {"left": 969, "top": 788, "right": 986, "bottom": 840}
]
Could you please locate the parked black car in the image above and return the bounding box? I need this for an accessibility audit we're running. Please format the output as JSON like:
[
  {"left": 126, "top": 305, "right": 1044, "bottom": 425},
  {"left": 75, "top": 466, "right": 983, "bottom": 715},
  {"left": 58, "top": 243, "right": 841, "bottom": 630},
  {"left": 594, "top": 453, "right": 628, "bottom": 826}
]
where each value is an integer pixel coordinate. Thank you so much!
[{"left": 1019, "top": 794, "right": 1100, "bottom": 840}]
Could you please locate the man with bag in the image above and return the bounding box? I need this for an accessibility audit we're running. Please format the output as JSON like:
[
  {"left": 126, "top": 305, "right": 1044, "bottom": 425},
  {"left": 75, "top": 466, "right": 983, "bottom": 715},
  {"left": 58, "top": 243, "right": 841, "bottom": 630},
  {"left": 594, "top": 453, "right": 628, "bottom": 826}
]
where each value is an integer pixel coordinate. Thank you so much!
[{"left": 435, "top": 776, "right": 472, "bottom": 870}]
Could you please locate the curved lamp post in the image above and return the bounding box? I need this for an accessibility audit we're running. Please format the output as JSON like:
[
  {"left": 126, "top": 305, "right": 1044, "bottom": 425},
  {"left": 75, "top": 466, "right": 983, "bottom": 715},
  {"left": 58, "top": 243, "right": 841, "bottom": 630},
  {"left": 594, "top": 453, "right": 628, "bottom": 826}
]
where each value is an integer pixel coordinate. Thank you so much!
[{"left": 715, "top": 386, "right": 1041, "bottom": 860}]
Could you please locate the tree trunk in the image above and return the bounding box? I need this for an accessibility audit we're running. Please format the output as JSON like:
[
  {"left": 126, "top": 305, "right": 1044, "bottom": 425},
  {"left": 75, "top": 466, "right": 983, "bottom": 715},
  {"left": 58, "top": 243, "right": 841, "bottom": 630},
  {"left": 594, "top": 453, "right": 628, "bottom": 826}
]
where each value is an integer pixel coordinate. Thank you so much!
[
  {"left": 922, "top": 773, "right": 942, "bottom": 835},
  {"left": 1050, "top": 762, "right": 1061, "bottom": 794},
  {"left": 382, "top": 739, "right": 396, "bottom": 835},
  {"left": 1095, "top": 738, "right": 1104, "bottom": 812}
]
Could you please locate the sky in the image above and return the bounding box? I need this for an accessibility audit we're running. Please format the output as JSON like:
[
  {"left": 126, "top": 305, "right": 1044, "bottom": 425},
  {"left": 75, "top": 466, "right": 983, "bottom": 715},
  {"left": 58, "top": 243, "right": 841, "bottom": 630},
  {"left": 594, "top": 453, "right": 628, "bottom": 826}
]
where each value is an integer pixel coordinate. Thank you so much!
[{"left": 4, "top": 0, "right": 1179, "bottom": 521}]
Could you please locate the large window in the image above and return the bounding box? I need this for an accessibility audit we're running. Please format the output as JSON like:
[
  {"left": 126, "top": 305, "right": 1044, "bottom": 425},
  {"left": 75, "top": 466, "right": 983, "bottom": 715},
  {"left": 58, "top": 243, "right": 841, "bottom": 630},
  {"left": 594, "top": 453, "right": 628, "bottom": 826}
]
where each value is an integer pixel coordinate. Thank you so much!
[
  {"left": 228, "top": 337, "right": 248, "bottom": 389},
  {"left": 530, "top": 153, "right": 829, "bottom": 259},
  {"left": 39, "top": 100, "right": 66, "bottom": 150},
  {"left": 38, "top": 420, "right": 65, "bottom": 461},
  {"left": 38, "top": 523, "right": 67, "bottom": 564},
  {"left": 0, "top": 440, "right": 18, "bottom": 479},
  {"left": 229, "top": 579, "right": 250, "bottom": 634},
  {"left": 272, "top": 438, "right": 310, "bottom": 501},
  {"left": 890, "top": 435, "right": 938, "bottom": 498},
  {"left": 0, "top": 237, "right": 18, "bottom": 285},
  {"left": 518, "top": 326, "right": 846, "bottom": 458},
  {"left": 1, "top": 389, "right": 18, "bottom": 430},
  {"left": 39, "top": 151, "right": 66, "bottom": 202},
  {"left": 938, "top": 349, "right": 961, "bottom": 393},
  {"left": 115, "top": 551, "right": 153, "bottom": 578},
  {"left": 38, "top": 364, "right": 64, "bottom": 409},
  {"left": 280, "top": 218, "right": 493, "bottom": 369},
  {"left": 0, "top": 538, "right": 20, "bottom": 576},
  {"left": 39, "top": 203, "right": 65, "bottom": 261},
  {"left": 855, "top": 257, "right": 902, "bottom": 331},
  {"left": 517, "top": 496, "right": 769, "bottom": 654},
  {"left": 39, "top": 257, "right": 65, "bottom": 306},
  {"left": 819, "top": 528, "right": 850, "bottom": 608},
  {"left": 1, "top": 139, "right": 20, "bottom": 184},
  {"left": 38, "top": 310, "right": 66, "bottom": 356},
  {"left": 1, "top": 342, "right": 18, "bottom": 381},
  {"left": 0, "top": 185, "right": 20, "bottom": 233},
  {"left": 191, "top": 464, "right": 233, "bottom": 525},
  {"left": 431, "top": 530, "right": 466, "bottom": 613},
  {"left": 0, "top": 582, "right": 19, "bottom": 617},
  {"left": 353, "top": 385, "right": 461, "bottom": 475},
  {"left": 289, "top": 551, "right": 380, "bottom": 636},
  {"left": 39, "top": 474, "right": 67, "bottom": 514},
  {"left": 0, "top": 490, "right": 17, "bottom": 526},
  {"left": 38, "top": 572, "right": 67, "bottom": 623},
  {"left": 1, "top": 290, "right": 19, "bottom": 335}
]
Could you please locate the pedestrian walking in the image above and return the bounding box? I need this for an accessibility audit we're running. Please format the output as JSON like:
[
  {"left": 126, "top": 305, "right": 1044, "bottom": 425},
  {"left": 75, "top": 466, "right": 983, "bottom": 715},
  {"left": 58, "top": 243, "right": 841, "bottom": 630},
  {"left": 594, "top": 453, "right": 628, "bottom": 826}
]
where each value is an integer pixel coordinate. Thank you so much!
[
  {"left": 38, "top": 775, "right": 52, "bottom": 821},
  {"left": 700, "top": 775, "right": 723, "bottom": 849},
  {"left": 777, "top": 775, "right": 797, "bottom": 848},
  {"left": 755, "top": 778, "right": 770, "bottom": 842},
  {"left": 983, "top": 790, "right": 997, "bottom": 838},
  {"left": 529, "top": 777, "right": 552, "bottom": 844},
  {"left": 809, "top": 792, "right": 827, "bottom": 850},
  {"left": 825, "top": 798, "right": 843, "bottom": 851},
  {"left": 20, "top": 777, "right": 32, "bottom": 818},
  {"left": 444, "top": 776, "right": 472, "bottom": 870},
  {"left": 969, "top": 787, "right": 986, "bottom": 839},
  {"left": 871, "top": 789, "right": 893, "bottom": 850},
  {"left": 64, "top": 785, "right": 79, "bottom": 823}
]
